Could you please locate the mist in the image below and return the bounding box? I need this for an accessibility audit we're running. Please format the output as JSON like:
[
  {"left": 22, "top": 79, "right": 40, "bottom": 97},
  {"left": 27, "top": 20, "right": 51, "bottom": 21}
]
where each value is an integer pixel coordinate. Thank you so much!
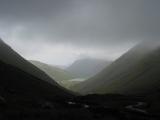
[
  {"left": 1, "top": 1, "right": 160, "bottom": 119},
  {"left": 0, "top": 0, "right": 159, "bottom": 66}
]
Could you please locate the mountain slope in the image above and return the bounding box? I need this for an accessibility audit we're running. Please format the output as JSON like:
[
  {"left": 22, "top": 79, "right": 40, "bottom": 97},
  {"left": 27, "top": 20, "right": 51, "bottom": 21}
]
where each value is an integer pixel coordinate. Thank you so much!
[
  {"left": 73, "top": 41, "right": 160, "bottom": 95},
  {"left": 0, "top": 39, "right": 73, "bottom": 97},
  {"left": 67, "top": 58, "right": 111, "bottom": 78},
  {"left": 0, "top": 40, "right": 59, "bottom": 86},
  {"left": 30, "top": 60, "right": 75, "bottom": 82},
  {"left": 0, "top": 60, "right": 71, "bottom": 101}
]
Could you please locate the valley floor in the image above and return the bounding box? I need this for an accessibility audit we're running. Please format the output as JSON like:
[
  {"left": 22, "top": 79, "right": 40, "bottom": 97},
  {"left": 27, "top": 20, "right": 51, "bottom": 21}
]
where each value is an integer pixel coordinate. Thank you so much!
[{"left": 1, "top": 94, "right": 160, "bottom": 120}]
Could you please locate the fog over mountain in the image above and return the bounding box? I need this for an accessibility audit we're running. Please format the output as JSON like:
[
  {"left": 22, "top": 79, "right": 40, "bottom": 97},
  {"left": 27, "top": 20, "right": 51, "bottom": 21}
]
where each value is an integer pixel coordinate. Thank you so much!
[
  {"left": 67, "top": 58, "right": 111, "bottom": 78},
  {"left": 0, "top": 1, "right": 160, "bottom": 119},
  {"left": 72, "top": 41, "right": 160, "bottom": 95},
  {"left": 0, "top": 0, "right": 159, "bottom": 66}
]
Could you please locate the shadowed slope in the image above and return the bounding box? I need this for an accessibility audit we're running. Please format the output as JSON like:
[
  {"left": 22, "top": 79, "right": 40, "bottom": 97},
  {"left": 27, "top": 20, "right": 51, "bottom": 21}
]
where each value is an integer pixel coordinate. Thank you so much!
[
  {"left": 0, "top": 39, "right": 74, "bottom": 97},
  {"left": 0, "top": 60, "right": 72, "bottom": 101},
  {"left": 73, "top": 41, "right": 160, "bottom": 95},
  {"left": 0, "top": 40, "right": 59, "bottom": 86}
]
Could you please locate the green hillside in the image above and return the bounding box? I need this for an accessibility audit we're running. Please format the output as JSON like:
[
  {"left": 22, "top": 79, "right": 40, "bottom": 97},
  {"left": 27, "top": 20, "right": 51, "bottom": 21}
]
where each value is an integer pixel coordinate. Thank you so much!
[
  {"left": 0, "top": 39, "right": 73, "bottom": 97},
  {"left": 30, "top": 60, "right": 75, "bottom": 82},
  {"left": 0, "top": 40, "right": 59, "bottom": 86},
  {"left": 60, "top": 78, "right": 86, "bottom": 90},
  {"left": 72, "top": 41, "right": 160, "bottom": 95}
]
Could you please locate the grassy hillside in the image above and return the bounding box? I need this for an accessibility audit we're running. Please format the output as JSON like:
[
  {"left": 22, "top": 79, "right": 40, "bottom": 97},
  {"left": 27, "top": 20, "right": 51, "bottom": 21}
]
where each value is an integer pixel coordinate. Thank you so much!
[
  {"left": 67, "top": 58, "right": 111, "bottom": 78},
  {"left": 72, "top": 41, "right": 160, "bottom": 95},
  {"left": 0, "top": 40, "right": 60, "bottom": 86},
  {"left": 30, "top": 60, "right": 75, "bottom": 82},
  {"left": 0, "top": 39, "right": 74, "bottom": 96},
  {"left": 60, "top": 78, "right": 86, "bottom": 90},
  {"left": 1, "top": 39, "right": 160, "bottom": 120},
  {"left": 0, "top": 60, "right": 72, "bottom": 101}
]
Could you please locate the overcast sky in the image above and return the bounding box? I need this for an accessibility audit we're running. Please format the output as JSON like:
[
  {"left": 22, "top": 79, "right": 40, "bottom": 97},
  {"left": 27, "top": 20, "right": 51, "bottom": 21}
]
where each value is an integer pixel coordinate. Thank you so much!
[{"left": 0, "top": 0, "right": 159, "bottom": 66}]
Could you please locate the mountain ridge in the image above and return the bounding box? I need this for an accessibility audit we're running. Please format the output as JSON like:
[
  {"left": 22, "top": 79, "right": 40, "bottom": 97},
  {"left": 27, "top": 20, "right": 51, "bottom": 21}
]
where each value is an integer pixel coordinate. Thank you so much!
[
  {"left": 0, "top": 39, "right": 74, "bottom": 97},
  {"left": 72, "top": 41, "right": 160, "bottom": 95},
  {"left": 30, "top": 60, "right": 75, "bottom": 82},
  {"left": 67, "top": 58, "right": 111, "bottom": 78}
]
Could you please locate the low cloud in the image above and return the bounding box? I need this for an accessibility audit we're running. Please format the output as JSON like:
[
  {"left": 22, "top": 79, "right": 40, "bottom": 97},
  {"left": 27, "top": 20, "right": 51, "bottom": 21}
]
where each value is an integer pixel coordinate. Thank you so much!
[{"left": 0, "top": 0, "right": 159, "bottom": 65}]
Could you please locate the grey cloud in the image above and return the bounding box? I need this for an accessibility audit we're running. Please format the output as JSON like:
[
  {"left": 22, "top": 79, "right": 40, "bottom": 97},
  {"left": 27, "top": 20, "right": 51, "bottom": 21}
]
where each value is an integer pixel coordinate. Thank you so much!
[
  {"left": 0, "top": 0, "right": 160, "bottom": 65},
  {"left": 0, "top": 0, "right": 71, "bottom": 21},
  {"left": 0, "top": 0, "right": 159, "bottom": 46}
]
